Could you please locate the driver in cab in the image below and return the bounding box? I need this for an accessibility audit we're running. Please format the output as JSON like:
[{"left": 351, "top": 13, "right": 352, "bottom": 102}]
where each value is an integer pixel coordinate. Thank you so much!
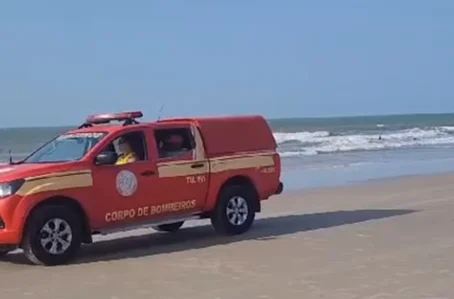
[{"left": 115, "top": 136, "right": 138, "bottom": 165}]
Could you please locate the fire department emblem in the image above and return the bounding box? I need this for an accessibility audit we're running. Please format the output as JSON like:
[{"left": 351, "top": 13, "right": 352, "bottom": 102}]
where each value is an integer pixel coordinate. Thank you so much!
[{"left": 116, "top": 170, "right": 138, "bottom": 197}]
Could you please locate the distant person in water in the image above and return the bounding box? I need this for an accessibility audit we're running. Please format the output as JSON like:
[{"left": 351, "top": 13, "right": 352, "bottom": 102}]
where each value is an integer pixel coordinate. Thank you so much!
[{"left": 378, "top": 135, "right": 382, "bottom": 141}]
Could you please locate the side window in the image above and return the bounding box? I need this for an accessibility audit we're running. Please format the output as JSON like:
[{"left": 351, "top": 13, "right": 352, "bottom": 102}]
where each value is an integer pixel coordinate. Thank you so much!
[
  {"left": 101, "top": 131, "right": 148, "bottom": 164},
  {"left": 154, "top": 128, "right": 195, "bottom": 159}
]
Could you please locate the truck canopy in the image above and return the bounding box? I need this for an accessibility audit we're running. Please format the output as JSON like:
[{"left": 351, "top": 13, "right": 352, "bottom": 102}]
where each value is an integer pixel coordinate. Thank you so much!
[{"left": 194, "top": 115, "right": 277, "bottom": 157}]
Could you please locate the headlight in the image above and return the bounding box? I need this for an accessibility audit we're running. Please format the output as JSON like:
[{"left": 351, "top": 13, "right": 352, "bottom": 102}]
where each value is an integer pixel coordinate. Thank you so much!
[{"left": 0, "top": 179, "right": 25, "bottom": 199}]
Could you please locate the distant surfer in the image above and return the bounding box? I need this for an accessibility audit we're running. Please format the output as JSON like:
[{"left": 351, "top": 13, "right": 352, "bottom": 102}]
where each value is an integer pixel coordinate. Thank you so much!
[{"left": 378, "top": 135, "right": 382, "bottom": 141}]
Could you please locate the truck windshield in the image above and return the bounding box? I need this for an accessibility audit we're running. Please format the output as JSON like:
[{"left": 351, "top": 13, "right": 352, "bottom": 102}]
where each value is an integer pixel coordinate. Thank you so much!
[{"left": 24, "top": 132, "right": 107, "bottom": 163}]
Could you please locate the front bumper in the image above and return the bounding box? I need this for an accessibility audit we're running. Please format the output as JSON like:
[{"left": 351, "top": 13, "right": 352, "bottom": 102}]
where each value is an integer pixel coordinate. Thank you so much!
[
  {"left": 275, "top": 182, "right": 284, "bottom": 194},
  {"left": 0, "top": 229, "right": 20, "bottom": 245},
  {"left": 0, "top": 215, "right": 20, "bottom": 245},
  {"left": 0, "top": 196, "right": 22, "bottom": 245}
]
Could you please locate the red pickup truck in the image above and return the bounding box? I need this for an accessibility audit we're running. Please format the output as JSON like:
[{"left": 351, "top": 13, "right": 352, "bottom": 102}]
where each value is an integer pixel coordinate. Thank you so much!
[{"left": 0, "top": 111, "right": 283, "bottom": 266}]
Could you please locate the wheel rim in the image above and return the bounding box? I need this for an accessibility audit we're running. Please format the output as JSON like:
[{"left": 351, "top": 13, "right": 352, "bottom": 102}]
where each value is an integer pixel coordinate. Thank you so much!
[
  {"left": 226, "top": 196, "right": 249, "bottom": 226},
  {"left": 39, "top": 218, "right": 73, "bottom": 255}
]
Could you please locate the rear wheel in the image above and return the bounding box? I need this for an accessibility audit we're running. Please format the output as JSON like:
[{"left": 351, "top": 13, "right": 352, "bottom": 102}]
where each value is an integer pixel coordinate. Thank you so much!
[
  {"left": 22, "top": 206, "right": 83, "bottom": 266},
  {"left": 152, "top": 221, "right": 185, "bottom": 232},
  {"left": 210, "top": 185, "right": 256, "bottom": 235}
]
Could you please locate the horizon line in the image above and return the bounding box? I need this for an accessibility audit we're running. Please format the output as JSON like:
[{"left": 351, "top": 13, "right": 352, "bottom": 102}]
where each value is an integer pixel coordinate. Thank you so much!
[{"left": 1, "top": 111, "right": 454, "bottom": 130}]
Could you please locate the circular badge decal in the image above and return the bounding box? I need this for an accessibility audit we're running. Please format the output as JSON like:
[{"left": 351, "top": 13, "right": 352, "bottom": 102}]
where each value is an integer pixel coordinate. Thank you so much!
[{"left": 116, "top": 170, "right": 138, "bottom": 197}]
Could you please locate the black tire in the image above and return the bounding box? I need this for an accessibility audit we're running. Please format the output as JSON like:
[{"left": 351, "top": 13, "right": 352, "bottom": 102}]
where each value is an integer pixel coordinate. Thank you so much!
[
  {"left": 152, "top": 221, "right": 184, "bottom": 232},
  {"left": 22, "top": 205, "right": 83, "bottom": 266},
  {"left": 210, "top": 184, "right": 257, "bottom": 235}
]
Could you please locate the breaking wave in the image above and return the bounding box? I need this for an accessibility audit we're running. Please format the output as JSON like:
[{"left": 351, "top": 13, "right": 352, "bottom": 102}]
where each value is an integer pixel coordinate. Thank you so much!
[{"left": 274, "top": 126, "right": 454, "bottom": 157}]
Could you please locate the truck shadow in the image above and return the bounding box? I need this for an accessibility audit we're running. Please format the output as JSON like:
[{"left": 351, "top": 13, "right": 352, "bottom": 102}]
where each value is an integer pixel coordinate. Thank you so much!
[{"left": 4, "top": 208, "right": 416, "bottom": 265}]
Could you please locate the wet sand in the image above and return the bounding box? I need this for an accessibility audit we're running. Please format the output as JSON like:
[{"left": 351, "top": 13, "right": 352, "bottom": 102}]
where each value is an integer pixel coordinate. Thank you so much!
[{"left": 1, "top": 173, "right": 454, "bottom": 298}]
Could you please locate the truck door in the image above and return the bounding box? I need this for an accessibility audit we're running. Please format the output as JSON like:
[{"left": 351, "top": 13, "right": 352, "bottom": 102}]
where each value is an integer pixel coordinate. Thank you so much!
[
  {"left": 151, "top": 123, "right": 209, "bottom": 217},
  {"left": 90, "top": 129, "right": 159, "bottom": 229}
]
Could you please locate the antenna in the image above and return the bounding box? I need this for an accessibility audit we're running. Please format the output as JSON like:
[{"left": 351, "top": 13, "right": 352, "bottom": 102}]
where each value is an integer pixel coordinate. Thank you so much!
[{"left": 157, "top": 104, "right": 164, "bottom": 121}]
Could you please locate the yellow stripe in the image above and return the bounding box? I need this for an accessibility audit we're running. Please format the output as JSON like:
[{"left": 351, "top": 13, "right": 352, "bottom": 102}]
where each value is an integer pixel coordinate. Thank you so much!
[
  {"left": 156, "top": 151, "right": 276, "bottom": 166},
  {"left": 17, "top": 170, "right": 93, "bottom": 196},
  {"left": 157, "top": 153, "right": 275, "bottom": 178},
  {"left": 26, "top": 169, "right": 92, "bottom": 181},
  {"left": 157, "top": 160, "right": 197, "bottom": 166},
  {"left": 210, "top": 150, "right": 276, "bottom": 161},
  {"left": 211, "top": 155, "right": 275, "bottom": 173},
  {"left": 14, "top": 151, "right": 277, "bottom": 194},
  {"left": 158, "top": 162, "right": 209, "bottom": 178}
]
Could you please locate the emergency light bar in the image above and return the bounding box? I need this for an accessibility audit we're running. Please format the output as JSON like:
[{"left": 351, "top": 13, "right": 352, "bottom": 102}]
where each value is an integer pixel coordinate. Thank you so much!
[{"left": 79, "top": 111, "right": 143, "bottom": 128}]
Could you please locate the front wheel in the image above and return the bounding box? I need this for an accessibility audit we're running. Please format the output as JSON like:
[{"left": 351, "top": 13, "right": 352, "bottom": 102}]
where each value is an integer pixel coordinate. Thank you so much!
[
  {"left": 210, "top": 185, "right": 257, "bottom": 235},
  {"left": 152, "top": 221, "right": 184, "bottom": 232},
  {"left": 22, "top": 206, "right": 83, "bottom": 266}
]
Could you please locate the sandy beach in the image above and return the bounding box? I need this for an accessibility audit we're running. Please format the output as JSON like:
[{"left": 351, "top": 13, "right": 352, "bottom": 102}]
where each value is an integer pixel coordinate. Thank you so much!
[{"left": 1, "top": 173, "right": 454, "bottom": 298}]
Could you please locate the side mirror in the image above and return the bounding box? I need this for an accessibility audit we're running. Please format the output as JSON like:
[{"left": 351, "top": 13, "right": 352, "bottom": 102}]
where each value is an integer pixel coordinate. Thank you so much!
[{"left": 95, "top": 151, "right": 118, "bottom": 165}]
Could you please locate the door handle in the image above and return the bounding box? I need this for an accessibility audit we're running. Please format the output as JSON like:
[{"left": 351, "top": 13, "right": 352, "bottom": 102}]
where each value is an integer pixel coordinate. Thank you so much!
[
  {"left": 140, "top": 170, "right": 156, "bottom": 176},
  {"left": 191, "top": 163, "right": 205, "bottom": 169}
]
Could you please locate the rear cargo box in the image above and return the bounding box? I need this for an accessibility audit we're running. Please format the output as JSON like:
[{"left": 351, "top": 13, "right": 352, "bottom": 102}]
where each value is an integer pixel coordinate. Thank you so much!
[{"left": 196, "top": 115, "right": 277, "bottom": 157}]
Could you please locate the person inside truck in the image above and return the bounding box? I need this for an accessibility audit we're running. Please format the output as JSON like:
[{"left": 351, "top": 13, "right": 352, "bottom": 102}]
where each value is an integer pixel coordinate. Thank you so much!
[
  {"left": 159, "top": 134, "right": 190, "bottom": 158},
  {"left": 161, "top": 134, "right": 183, "bottom": 157},
  {"left": 115, "top": 136, "right": 138, "bottom": 165}
]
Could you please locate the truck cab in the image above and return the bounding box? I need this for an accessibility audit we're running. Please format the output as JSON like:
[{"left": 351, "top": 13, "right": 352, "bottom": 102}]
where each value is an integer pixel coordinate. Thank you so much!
[{"left": 0, "top": 111, "right": 283, "bottom": 266}]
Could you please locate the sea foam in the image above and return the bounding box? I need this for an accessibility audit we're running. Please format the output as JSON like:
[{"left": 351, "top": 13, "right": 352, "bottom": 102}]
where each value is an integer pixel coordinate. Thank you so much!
[{"left": 274, "top": 126, "right": 454, "bottom": 157}]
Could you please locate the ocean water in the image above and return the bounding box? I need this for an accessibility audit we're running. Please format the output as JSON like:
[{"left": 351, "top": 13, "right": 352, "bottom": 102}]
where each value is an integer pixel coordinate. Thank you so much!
[
  {"left": 270, "top": 113, "right": 454, "bottom": 189},
  {"left": 2, "top": 113, "right": 454, "bottom": 190}
]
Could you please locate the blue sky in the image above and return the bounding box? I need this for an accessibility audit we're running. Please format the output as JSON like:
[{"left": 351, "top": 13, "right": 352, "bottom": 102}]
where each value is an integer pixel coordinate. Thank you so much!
[{"left": 1, "top": 1, "right": 453, "bottom": 127}]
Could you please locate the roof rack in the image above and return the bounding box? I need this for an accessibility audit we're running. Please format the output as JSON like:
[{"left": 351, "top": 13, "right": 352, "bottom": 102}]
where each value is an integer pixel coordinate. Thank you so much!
[{"left": 78, "top": 111, "right": 143, "bottom": 128}]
